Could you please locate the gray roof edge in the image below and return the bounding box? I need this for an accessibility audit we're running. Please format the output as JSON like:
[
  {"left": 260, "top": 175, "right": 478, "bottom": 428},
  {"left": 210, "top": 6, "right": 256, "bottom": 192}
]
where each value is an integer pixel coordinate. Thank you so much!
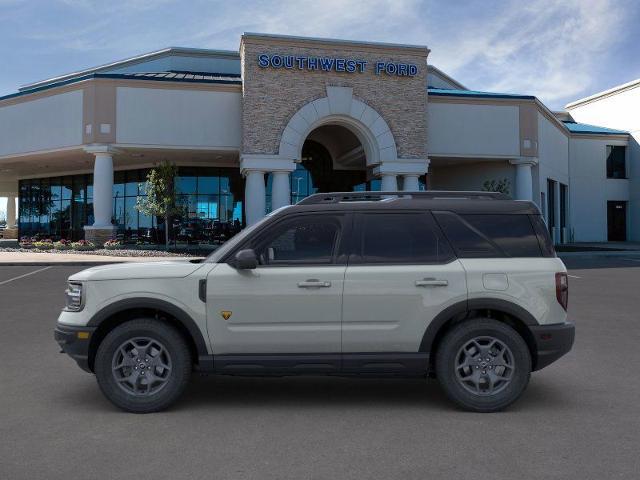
[
  {"left": 427, "top": 65, "right": 467, "bottom": 90},
  {"left": 565, "top": 78, "right": 640, "bottom": 109},
  {"left": 19, "top": 46, "right": 240, "bottom": 92},
  {"left": 241, "top": 32, "right": 430, "bottom": 54}
]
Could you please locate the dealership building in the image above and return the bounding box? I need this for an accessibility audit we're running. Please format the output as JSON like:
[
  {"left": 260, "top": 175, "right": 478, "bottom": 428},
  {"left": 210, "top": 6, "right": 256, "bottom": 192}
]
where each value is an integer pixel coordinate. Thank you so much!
[{"left": 0, "top": 33, "right": 636, "bottom": 245}]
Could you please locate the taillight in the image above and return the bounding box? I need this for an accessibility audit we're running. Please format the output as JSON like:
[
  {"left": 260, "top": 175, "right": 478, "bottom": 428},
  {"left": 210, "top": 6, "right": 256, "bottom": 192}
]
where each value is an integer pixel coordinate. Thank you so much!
[{"left": 555, "top": 272, "right": 568, "bottom": 311}]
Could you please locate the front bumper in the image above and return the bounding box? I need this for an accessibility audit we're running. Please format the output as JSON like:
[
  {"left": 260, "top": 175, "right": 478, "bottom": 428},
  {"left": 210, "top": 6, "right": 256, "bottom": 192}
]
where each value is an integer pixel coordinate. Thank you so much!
[
  {"left": 530, "top": 321, "right": 575, "bottom": 371},
  {"left": 54, "top": 324, "right": 97, "bottom": 373}
]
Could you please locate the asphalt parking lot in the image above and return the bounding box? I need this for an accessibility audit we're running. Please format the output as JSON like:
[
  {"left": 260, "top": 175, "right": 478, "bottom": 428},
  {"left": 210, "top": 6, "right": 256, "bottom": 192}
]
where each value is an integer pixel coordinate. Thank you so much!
[{"left": 1, "top": 257, "right": 639, "bottom": 479}]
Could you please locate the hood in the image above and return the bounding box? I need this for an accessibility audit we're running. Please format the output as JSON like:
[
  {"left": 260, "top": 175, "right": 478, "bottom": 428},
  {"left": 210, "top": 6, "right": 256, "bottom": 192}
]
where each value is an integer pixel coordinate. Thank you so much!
[{"left": 69, "top": 260, "right": 205, "bottom": 282}]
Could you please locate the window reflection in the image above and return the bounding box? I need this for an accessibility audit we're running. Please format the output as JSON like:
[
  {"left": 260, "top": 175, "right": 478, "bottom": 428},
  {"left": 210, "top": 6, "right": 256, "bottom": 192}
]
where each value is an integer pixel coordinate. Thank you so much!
[{"left": 18, "top": 167, "right": 244, "bottom": 245}]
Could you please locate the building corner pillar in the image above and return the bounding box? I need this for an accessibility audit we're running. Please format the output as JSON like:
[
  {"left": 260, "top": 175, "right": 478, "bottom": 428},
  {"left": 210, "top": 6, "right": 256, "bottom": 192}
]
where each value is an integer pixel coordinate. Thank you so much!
[
  {"left": 83, "top": 145, "right": 118, "bottom": 245},
  {"left": 510, "top": 157, "right": 537, "bottom": 201}
]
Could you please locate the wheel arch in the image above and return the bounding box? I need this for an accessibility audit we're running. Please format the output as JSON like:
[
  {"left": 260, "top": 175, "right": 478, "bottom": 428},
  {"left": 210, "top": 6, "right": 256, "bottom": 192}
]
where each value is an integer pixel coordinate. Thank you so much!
[
  {"left": 421, "top": 299, "right": 539, "bottom": 371},
  {"left": 86, "top": 298, "right": 209, "bottom": 372}
]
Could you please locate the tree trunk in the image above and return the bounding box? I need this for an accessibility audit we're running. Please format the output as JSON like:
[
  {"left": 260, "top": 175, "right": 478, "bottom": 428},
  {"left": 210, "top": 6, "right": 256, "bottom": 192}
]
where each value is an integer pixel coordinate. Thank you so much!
[{"left": 164, "top": 214, "right": 169, "bottom": 250}]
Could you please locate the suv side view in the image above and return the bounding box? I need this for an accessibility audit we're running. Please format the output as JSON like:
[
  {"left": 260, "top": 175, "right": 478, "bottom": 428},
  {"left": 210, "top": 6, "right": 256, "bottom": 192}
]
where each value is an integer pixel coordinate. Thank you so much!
[{"left": 55, "top": 191, "right": 574, "bottom": 413}]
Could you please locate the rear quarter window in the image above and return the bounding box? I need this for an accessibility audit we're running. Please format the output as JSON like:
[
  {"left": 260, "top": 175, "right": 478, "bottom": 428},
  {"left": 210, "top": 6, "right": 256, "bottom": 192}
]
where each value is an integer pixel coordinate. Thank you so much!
[{"left": 433, "top": 212, "right": 543, "bottom": 258}]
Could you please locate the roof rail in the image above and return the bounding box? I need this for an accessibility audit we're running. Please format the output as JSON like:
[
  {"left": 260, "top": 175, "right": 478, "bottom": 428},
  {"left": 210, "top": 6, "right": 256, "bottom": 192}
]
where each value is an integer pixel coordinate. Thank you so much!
[{"left": 297, "top": 191, "right": 509, "bottom": 205}]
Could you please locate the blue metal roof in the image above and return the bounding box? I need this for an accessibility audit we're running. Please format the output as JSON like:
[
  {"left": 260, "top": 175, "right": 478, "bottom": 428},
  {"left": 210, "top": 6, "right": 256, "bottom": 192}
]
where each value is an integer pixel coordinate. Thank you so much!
[
  {"left": 428, "top": 87, "right": 535, "bottom": 100},
  {"left": 0, "top": 71, "right": 242, "bottom": 102},
  {"left": 562, "top": 121, "right": 628, "bottom": 135}
]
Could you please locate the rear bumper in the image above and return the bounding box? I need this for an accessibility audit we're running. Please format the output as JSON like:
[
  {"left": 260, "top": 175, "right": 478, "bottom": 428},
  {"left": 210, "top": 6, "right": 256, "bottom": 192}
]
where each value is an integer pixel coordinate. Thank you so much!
[
  {"left": 530, "top": 322, "right": 575, "bottom": 371},
  {"left": 54, "top": 324, "right": 97, "bottom": 373}
]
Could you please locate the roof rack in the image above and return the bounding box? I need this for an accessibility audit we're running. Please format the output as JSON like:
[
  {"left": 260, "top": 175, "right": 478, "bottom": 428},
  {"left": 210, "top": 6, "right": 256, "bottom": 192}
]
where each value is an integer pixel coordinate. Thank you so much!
[{"left": 297, "top": 191, "right": 509, "bottom": 205}]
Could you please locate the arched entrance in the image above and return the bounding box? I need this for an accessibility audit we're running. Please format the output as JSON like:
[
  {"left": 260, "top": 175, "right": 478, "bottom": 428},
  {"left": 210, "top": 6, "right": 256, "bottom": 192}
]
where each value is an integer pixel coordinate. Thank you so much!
[{"left": 242, "top": 86, "right": 428, "bottom": 224}]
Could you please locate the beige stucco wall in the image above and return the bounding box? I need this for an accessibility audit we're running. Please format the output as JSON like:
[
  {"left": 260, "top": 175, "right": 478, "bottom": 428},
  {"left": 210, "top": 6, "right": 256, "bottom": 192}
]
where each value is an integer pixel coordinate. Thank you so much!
[
  {"left": 240, "top": 35, "right": 429, "bottom": 160},
  {"left": 0, "top": 90, "right": 83, "bottom": 157}
]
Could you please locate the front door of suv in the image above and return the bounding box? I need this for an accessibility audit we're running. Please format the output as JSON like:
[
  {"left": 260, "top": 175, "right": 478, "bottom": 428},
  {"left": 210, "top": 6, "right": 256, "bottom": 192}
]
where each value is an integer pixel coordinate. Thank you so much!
[
  {"left": 206, "top": 213, "right": 349, "bottom": 357},
  {"left": 342, "top": 212, "right": 467, "bottom": 368}
]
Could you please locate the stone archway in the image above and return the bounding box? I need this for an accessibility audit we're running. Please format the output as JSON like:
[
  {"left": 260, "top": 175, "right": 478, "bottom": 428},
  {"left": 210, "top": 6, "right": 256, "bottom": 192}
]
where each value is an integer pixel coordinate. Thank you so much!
[{"left": 278, "top": 86, "right": 398, "bottom": 166}]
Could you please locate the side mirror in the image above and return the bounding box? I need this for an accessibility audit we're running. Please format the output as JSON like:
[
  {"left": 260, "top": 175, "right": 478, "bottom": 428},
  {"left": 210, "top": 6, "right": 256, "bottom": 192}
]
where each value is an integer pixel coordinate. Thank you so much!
[{"left": 233, "top": 249, "right": 258, "bottom": 270}]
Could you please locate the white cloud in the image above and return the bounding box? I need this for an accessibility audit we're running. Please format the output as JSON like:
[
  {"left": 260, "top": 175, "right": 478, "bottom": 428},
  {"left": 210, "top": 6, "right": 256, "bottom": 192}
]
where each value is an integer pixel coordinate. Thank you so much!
[{"left": 426, "top": 0, "right": 628, "bottom": 107}]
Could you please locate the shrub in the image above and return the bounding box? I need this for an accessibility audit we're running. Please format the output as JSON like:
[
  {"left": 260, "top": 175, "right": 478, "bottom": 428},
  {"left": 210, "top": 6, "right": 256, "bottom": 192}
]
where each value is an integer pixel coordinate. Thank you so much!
[
  {"left": 33, "top": 239, "right": 54, "bottom": 250},
  {"left": 54, "top": 239, "right": 73, "bottom": 250},
  {"left": 103, "top": 239, "right": 123, "bottom": 250},
  {"left": 71, "top": 240, "right": 96, "bottom": 251},
  {"left": 19, "top": 236, "right": 34, "bottom": 249}
]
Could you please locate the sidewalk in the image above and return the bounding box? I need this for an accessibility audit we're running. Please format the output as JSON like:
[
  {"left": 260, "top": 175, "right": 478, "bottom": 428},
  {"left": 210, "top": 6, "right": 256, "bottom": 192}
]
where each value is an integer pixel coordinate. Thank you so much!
[{"left": 0, "top": 251, "right": 201, "bottom": 266}]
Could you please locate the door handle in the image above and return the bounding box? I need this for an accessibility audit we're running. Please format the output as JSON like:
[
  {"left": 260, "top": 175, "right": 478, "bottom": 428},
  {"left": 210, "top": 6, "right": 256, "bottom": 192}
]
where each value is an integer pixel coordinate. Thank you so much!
[
  {"left": 415, "top": 278, "right": 448, "bottom": 287},
  {"left": 297, "top": 279, "right": 332, "bottom": 288}
]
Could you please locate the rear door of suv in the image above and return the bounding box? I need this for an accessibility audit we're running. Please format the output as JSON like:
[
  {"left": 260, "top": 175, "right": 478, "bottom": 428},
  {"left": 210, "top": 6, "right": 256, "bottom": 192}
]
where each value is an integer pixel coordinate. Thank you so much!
[{"left": 341, "top": 211, "right": 467, "bottom": 370}]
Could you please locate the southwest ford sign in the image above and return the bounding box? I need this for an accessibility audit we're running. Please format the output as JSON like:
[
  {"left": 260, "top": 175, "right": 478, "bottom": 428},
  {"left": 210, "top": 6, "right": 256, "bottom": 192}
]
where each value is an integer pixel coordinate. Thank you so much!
[{"left": 257, "top": 54, "right": 418, "bottom": 77}]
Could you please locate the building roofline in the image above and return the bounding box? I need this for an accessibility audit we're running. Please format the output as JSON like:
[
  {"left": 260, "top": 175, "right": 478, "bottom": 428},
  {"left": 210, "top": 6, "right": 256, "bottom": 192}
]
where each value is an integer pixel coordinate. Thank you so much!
[
  {"left": 565, "top": 78, "right": 640, "bottom": 109},
  {"left": 241, "top": 32, "right": 430, "bottom": 55},
  {"left": 2, "top": 72, "right": 241, "bottom": 103},
  {"left": 427, "top": 65, "right": 467, "bottom": 90},
  {"left": 428, "top": 87, "right": 535, "bottom": 100},
  {"left": 19, "top": 47, "right": 240, "bottom": 92}
]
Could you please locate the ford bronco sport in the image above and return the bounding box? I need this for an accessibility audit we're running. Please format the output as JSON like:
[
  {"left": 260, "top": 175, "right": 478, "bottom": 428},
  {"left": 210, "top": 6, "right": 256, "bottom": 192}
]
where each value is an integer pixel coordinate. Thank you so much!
[{"left": 55, "top": 191, "right": 574, "bottom": 413}]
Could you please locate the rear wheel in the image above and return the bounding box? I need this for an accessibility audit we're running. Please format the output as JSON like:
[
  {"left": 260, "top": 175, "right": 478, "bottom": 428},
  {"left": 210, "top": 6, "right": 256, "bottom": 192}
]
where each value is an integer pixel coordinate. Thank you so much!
[
  {"left": 435, "top": 319, "right": 531, "bottom": 412},
  {"left": 95, "top": 319, "right": 192, "bottom": 413}
]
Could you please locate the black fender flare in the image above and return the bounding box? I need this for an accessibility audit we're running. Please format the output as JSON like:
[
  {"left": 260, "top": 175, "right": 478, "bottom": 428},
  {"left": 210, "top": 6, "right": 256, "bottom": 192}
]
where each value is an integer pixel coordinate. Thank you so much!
[
  {"left": 87, "top": 298, "right": 209, "bottom": 356},
  {"left": 419, "top": 298, "right": 538, "bottom": 353}
]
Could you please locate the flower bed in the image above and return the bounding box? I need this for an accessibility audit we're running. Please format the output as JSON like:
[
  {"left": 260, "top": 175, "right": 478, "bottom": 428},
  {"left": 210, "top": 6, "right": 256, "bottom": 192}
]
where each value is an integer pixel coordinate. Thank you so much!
[
  {"left": 54, "top": 239, "right": 73, "bottom": 250},
  {"left": 70, "top": 240, "right": 96, "bottom": 251},
  {"left": 103, "top": 239, "right": 123, "bottom": 250}
]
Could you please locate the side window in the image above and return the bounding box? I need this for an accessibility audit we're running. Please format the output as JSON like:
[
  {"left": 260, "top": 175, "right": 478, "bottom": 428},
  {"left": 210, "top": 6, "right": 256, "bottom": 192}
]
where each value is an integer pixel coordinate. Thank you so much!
[
  {"left": 252, "top": 216, "right": 342, "bottom": 266},
  {"left": 356, "top": 213, "right": 454, "bottom": 264},
  {"left": 434, "top": 212, "right": 542, "bottom": 258}
]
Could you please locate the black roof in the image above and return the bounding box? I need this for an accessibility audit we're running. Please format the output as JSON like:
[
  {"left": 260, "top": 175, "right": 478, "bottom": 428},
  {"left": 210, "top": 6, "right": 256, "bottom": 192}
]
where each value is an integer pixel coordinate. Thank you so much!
[{"left": 281, "top": 191, "right": 540, "bottom": 215}]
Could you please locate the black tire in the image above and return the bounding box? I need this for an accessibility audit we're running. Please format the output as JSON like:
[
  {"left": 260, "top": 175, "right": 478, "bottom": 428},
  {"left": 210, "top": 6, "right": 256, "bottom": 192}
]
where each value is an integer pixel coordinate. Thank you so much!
[
  {"left": 435, "top": 318, "right": 531, "bottom": 412},
  {"left": 94, "top": 319, "right": 192, "bottom": 413}
]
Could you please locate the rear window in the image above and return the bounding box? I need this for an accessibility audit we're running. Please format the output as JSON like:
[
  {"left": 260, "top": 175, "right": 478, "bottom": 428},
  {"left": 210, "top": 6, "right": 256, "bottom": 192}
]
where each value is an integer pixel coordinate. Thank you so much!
[
  {"left": 530, "top": 214, "right": 556, "bottom": 257},
  {"left": 433, "top": 212, "right": 543, "bottom": 258}
]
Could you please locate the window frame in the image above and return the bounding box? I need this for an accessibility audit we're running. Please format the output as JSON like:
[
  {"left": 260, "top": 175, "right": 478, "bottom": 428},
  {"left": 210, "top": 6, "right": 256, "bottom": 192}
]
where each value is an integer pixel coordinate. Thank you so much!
[
  {"left": 229, "top": 212, "right": 351, "bottom": 268},
  {"left": 348, "top": 210, "right": 456, "bottom": 266},
  {"left": 606, "top": 145, "right": 627, "bottom": 179}
]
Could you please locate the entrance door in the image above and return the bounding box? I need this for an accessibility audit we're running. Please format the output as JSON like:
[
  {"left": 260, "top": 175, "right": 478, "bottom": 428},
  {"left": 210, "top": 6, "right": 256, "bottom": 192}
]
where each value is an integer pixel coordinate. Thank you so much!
[
  {"left": 206, "top": 213, "right": 348, "bottom": 358},
  {"left": 607, "top": 201, "right": 627, "bottom": 241}
]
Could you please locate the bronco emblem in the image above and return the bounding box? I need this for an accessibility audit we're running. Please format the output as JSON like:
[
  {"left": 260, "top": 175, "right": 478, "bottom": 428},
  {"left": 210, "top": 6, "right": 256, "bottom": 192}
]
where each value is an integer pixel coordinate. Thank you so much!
[{"left": 220, "top": 311, "right": 232, "bottom": 320}]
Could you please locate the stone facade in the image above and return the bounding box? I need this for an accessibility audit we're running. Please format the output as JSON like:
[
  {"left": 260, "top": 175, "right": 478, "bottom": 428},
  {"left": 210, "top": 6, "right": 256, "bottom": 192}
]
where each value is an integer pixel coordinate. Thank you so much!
[
  {"left": 84, "top": 226, "right": 117, "bottom": 247},
  {"left": 240, "top": 34, "right": 429, "bottom": 160}
]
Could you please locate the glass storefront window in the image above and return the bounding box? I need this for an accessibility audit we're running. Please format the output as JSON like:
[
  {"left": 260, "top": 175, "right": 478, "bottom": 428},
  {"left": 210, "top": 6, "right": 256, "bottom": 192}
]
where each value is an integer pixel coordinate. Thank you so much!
[{"left": 18, "top": 167, "right": 244, "bottom": 244}]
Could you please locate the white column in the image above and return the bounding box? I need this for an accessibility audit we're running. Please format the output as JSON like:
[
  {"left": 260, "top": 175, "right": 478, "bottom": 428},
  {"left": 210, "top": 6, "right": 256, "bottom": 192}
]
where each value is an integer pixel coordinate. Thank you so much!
[
  {"left": 402, "top": 174, "right": 420, "bottom": 192},
  {"left": 6, "top": 195, "right": 17, "bottom": 228},
  {"left": 91, "top": 152, "right": 114, "bottom": 227},
  {"left": 510, "top": 158, "right": 537, "bottom": 201},
  {"left": 245, "top": 170, "right": 266, "bottom": 226},
  {"left": 380, "top": 174, "right": 398, "bottom": 192},
  {"left": 271, "top": 171, "right": 291, "bottom": 210}
]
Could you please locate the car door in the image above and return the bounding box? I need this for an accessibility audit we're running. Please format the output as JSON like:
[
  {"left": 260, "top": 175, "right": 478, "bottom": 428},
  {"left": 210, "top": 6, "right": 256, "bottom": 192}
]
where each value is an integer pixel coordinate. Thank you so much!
[
  {"left": 206, "top": 213, "right": 349, "bottom": 357},
  {"left": 341, "top": 211, "right": 467, "bottom": 366}
]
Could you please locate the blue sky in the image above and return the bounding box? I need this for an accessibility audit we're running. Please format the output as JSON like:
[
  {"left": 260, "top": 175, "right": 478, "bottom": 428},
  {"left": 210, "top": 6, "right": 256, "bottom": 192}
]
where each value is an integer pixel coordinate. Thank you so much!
[{"left": 1, "top": 0, "right": 640, "bottom": 214}]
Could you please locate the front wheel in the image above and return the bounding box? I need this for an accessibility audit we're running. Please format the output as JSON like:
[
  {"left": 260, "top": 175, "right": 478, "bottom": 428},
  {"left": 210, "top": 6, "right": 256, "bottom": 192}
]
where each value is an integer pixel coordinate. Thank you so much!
[
  {"left": 435, "top": 319, "right": 531, "bottom": 412},
  {"left": 95, "top": 319, "right": 192, "bottom": 413}
]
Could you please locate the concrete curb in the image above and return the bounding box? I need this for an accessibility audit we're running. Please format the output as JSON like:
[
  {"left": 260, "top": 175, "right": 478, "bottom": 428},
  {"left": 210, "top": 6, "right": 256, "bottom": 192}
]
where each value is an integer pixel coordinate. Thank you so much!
[{"left": 558, "top": 251, "right": 640, "bottom": 257}]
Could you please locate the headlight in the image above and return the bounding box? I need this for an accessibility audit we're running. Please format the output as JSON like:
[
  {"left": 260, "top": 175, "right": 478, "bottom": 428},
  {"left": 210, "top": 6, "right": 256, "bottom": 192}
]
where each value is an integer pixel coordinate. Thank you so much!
[{"left": 64, "top": 282, "right": 84, "bottom": 311}]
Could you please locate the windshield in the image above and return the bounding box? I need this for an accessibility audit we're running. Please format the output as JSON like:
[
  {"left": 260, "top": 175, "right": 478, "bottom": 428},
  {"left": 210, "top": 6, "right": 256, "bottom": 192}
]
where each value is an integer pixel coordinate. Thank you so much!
[{"left": 205, "top": 208, "right": 286, "bottom": 263}]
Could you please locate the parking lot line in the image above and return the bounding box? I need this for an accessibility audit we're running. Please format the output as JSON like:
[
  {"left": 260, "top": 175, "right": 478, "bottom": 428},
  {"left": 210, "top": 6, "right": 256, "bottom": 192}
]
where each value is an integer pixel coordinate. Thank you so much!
[
  {"left": 567, "top": 274, "right": 581, "bottom": 279},
  {"left": 0, "top": 266, "right": 52, "bottom": 286}
]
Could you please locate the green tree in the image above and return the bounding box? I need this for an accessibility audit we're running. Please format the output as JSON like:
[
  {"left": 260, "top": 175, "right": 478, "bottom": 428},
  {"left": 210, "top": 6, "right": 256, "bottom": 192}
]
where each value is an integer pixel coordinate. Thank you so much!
[
  {"left": 136, "top": 161, "right": 182, "bottom": 249},
  {"left": 482, "top": 178, "right": 511, "bottom": 196}
]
